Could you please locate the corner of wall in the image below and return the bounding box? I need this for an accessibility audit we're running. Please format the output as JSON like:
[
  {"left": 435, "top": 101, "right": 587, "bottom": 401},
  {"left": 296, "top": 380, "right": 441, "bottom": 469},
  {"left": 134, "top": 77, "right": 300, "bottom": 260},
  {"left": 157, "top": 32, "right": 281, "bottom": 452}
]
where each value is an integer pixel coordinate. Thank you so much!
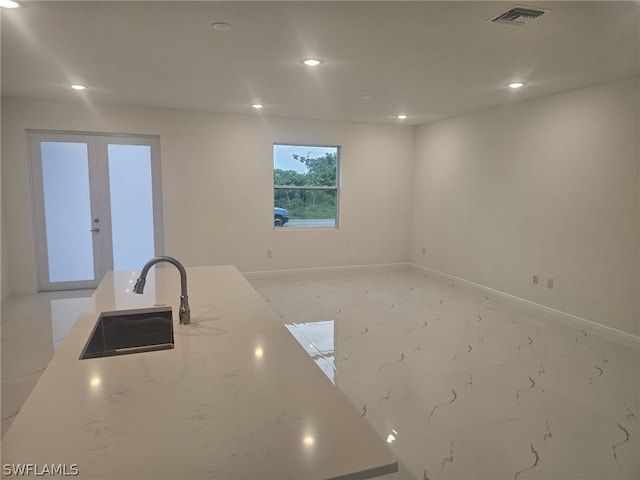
[{"left": 409, "top": 77, "right": 639, "bottom": 339}]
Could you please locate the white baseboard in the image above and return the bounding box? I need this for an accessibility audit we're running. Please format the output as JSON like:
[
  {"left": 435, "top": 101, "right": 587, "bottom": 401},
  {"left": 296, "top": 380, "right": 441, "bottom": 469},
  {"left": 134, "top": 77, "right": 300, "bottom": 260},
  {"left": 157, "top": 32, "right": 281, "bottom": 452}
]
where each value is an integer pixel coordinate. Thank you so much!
[
  {"left": 410, "top": 264, "right": 640, "bottom": 351},
  {"left": 242, "top": 263, "right": 411, "bottom": 280}
]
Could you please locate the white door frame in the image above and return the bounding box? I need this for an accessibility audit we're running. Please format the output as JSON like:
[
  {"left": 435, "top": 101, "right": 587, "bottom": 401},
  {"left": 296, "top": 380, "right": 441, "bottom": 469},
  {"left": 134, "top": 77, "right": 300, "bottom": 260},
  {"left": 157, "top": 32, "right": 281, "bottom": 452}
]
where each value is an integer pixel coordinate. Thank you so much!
[{"left": 29, "top": 130, "right": 164, "bottom": 291}]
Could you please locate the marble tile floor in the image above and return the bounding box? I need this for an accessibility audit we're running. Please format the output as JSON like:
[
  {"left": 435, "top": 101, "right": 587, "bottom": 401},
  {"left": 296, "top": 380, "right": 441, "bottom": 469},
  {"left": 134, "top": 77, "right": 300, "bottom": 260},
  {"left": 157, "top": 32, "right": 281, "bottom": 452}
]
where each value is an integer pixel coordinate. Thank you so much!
[
  {"left": 1, "top": 289, "right": 93, "bottom": 437},
  {"left": 249, "top": 268, "right": 639, "bottom": 480},
  {"left": 0, "top": 268, "right": 637, "bottom": 479}
]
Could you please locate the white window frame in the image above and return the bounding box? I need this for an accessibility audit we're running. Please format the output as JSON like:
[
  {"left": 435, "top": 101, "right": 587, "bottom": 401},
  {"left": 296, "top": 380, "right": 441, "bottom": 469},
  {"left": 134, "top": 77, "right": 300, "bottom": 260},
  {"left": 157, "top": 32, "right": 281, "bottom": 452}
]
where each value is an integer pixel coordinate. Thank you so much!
[{"left": 273, "top": 143, "right": 341, "bottom": 230}]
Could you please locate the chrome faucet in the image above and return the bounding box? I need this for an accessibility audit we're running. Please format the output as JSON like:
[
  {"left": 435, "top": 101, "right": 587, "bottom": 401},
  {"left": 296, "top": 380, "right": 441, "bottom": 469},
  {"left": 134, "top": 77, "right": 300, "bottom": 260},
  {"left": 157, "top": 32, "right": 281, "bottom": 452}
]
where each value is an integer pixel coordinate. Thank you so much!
[{"left": 133, "top": 256, "right": 191, "bottom": 325}]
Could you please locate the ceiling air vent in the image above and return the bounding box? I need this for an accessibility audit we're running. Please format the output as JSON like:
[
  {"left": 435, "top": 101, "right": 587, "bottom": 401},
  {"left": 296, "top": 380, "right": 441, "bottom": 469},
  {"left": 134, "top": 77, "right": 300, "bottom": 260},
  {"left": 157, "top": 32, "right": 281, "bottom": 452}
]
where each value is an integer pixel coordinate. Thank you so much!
[{"left": 488, "top": 5, "right": 550, "bottom": 26}]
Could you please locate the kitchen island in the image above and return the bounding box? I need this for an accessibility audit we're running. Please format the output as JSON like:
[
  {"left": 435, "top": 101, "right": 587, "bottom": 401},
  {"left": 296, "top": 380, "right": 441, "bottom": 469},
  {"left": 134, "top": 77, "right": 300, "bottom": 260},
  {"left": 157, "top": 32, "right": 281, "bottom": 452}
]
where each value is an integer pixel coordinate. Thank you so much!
[{"left": 1, "top": 265, "right": 396, "bottom": 479}]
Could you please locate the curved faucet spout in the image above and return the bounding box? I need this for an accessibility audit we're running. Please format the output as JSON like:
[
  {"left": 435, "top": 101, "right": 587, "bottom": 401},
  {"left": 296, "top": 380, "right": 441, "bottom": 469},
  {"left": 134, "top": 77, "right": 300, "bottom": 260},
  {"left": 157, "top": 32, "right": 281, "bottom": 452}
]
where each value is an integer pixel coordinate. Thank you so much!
[{"left": 133, "top": 256, "right": 191, "bottom": 325}]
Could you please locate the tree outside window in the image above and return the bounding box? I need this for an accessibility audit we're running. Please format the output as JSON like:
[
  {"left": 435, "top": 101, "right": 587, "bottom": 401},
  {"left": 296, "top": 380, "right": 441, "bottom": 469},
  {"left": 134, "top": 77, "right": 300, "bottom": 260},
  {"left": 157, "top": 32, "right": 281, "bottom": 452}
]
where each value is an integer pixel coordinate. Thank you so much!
[{"left": 273, "top": 144, "right": 339, "bottom": 229}]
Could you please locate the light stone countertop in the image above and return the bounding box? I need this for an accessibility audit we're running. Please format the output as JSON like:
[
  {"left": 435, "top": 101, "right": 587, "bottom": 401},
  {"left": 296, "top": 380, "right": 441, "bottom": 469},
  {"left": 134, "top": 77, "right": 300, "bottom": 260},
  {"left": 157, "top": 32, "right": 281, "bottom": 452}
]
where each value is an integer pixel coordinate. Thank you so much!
[{"left": 1, "top": 265, "right": 397, "bottom": 479}]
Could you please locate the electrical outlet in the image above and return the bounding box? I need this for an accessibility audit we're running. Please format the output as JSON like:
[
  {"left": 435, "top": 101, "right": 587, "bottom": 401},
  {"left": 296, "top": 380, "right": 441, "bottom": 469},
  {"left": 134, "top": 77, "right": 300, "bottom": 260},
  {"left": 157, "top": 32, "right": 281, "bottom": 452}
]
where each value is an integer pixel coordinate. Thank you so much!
[
  {"left": 266, "top": 250, "right": 272, "bottom": 258},
  {"left": 532, "top": 275, "right": 538, "bottom": 285},
  {"left": 547, "top": 278, "right": 554, "bottom": 289}
]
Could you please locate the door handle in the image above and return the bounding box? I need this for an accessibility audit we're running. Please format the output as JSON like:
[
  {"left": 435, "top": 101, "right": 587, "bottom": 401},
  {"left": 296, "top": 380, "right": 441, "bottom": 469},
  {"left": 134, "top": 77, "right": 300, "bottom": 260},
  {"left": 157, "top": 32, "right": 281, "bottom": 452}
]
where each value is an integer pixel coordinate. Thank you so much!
[{"left": 89, "top": 228, "right": 100, "bottom": 233}]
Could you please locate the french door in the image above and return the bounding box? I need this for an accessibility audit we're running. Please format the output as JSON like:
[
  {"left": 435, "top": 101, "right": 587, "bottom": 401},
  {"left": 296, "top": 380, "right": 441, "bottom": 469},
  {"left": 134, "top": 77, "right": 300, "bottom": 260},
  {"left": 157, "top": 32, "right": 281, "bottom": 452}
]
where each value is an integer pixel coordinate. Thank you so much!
[{"left": 29, "top": 131, "right": 164, "bottom": 291}]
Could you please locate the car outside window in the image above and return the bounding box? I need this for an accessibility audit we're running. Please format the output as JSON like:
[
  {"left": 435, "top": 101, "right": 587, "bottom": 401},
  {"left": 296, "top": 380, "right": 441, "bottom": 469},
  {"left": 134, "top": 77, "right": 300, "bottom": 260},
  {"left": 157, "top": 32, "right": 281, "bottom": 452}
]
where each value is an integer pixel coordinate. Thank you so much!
[{"left": 273, "top": 144, "right": 339, "bottom": 229}]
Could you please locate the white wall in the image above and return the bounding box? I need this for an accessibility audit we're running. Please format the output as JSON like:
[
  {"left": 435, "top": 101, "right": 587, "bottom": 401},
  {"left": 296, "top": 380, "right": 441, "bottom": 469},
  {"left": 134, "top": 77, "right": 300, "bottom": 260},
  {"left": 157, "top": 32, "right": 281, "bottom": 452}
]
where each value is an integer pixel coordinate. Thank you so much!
[
  {"left": 411, "top": 77, "right": 639, "bottom": 337},
  {"left": 3, "top": 77, "right": 638, "bottom": 339},
  {"left": 1, "top": 97, "right": 415, "bottom": 294}
]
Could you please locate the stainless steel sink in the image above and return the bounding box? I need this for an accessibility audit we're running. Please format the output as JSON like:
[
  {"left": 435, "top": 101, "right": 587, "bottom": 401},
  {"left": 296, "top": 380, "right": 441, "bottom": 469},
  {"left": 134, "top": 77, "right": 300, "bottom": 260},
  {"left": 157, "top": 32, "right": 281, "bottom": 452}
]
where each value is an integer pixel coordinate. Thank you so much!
[{"left": 80, "top": 306, "right": 174, "bottom": 360}]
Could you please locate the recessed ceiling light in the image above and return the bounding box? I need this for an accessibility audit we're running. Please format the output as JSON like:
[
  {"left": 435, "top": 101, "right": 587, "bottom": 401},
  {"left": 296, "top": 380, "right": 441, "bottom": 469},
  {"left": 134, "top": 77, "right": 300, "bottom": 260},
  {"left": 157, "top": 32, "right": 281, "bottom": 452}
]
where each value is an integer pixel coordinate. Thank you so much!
[
  {"left": 251, "top": 103, "right": 264, "bottom": 109},
  {"left": 396, "top": 114, "right": 408, "bottom": 120},
  {"left": 303, "top": 59, "right": 323, "bottom": 67},
  {"left": 507, "top": 81, "right": 526, "bottom": 89},
  {"left": 212, "top": 22, "right": 231, "bottom": 32},
  {"left": 0, "top": 0, "right": 20, "bottom": 8},
  {"left": 69, "top": 84, "right": 87, "bottom": 90}
]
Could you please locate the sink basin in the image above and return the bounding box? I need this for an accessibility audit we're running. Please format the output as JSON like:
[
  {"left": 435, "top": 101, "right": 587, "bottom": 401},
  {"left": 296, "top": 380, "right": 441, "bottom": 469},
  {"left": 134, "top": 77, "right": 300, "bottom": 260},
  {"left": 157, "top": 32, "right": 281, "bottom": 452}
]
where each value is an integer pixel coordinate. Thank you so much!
[{"left": 80, "top": 307, "right": 174, "bottom": 360}]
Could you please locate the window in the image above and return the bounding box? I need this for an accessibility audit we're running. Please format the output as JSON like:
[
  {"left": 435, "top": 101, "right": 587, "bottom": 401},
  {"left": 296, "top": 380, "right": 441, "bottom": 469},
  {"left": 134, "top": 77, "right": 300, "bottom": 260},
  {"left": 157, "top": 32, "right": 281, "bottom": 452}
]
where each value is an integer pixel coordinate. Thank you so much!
[{"left": 273, "top": 144, "right": 339, "bottom": 228}]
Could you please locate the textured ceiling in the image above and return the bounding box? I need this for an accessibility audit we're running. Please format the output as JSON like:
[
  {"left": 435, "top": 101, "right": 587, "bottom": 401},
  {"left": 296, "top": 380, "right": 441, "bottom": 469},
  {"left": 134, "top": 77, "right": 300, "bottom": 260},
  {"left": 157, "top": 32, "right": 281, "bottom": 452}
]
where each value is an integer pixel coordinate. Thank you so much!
[{"left": 2, "top": 1, "right": 638, "bottom": 125}]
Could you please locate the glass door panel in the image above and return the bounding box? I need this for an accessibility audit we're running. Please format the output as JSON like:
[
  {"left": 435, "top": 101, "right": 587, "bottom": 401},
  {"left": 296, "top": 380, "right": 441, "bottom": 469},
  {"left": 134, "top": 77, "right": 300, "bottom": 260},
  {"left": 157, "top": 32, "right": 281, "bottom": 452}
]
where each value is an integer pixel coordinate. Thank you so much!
[
  {"left": 107, "top": 144, "right": 156, "bottom": 271},
  {"left": 30, "top": 132, "right": 163, "bottom": 292},
  {"left": 30, "top": 134, "right": 103, "bottom": 291},
  {"left": 41, "top": 141, "right": 96, "bottom": 282}
]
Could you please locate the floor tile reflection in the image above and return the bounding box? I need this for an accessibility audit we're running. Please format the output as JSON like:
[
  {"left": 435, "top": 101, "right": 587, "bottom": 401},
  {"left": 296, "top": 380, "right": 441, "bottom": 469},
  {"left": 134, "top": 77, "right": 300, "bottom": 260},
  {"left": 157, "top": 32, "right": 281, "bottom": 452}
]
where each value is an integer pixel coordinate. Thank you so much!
[
  {"left": 1, "top": 268, "right": 638, "bottom": 479},
  {"left": 251, "top": 268, "right": 639, "bottom": 480},
  {"left": 285, "top": 320, "right": 336, "bottom": 384},
  {"left": 1, "top": 290, "right": 92, "bottom": 437}
]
